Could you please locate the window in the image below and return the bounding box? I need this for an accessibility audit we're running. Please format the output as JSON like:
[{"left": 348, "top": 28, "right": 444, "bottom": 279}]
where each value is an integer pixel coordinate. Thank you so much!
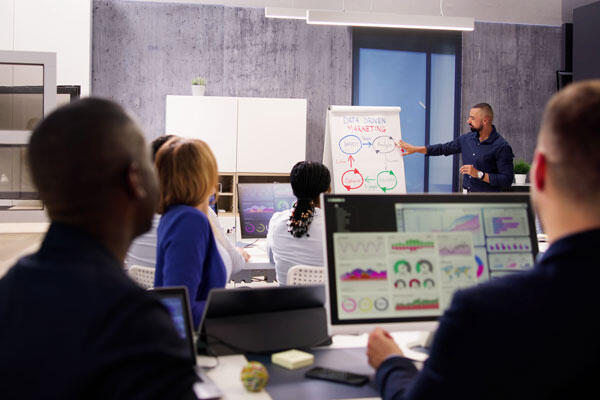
[{"left": 353, "top": 29, "right": 461, "bottom": 193}]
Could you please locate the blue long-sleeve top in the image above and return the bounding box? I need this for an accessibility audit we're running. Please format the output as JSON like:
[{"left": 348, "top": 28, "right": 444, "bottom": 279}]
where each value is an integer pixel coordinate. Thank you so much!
[
  {"left": 155, "top": 204, "right": 226, "bottom": 329},
  {"left": 426, "top": 126, "right": 514, "bottom": 192}
]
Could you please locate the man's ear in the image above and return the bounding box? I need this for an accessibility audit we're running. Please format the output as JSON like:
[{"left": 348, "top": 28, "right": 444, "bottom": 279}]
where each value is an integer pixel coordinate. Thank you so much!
[
  {"left": 126, "top": 162, "right": 147, "bottom": 200},
  {"left": 532, "top": 151, "right": 546, "bottom": 192}
]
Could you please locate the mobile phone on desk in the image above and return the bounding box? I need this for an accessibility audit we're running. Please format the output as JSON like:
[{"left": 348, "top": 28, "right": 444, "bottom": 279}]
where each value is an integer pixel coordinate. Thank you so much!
[{"left": 305, "top": 366, "right": 369, "bottom": 386}]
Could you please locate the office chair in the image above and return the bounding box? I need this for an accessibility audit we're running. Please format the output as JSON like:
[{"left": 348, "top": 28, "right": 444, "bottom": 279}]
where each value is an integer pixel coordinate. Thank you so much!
[
  {"left": 128, "top": 265, "right": 155, "bottom": 289},
  {"left": 286, "top": 265, "right": 325, "bottom": 286}
]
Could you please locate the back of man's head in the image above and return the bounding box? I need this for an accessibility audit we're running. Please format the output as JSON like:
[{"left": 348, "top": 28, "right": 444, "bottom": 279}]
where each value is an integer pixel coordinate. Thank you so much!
[
  {"left": 540, "top": 80, "right": 600, "bottom": 204},
  {"left": 473, "top": 103, "right": 494, "bottom": 121},
  {"left": 28, "top": 98, "right": 154, "bottom": 229}
]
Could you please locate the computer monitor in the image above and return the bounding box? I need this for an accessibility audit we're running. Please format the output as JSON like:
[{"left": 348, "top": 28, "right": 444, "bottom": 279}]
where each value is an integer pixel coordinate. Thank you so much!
[
  {"left": 322, "top": 193, "right": 539, "bottom": 336},
  {"left": 237, "top": 183, "right": 296, "bottom": 239},
  {"left": 150, "top": 286, "right": 196, "bottom": 364}
]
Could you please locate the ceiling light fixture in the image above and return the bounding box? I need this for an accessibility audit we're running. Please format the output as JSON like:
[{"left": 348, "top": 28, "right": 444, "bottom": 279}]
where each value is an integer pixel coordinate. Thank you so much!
[
  {"left": 265, "top": 7, "right": 307, "bottom": 20},
  {"left": 306, "top": 10, "right": 474, "bottom": 31}
]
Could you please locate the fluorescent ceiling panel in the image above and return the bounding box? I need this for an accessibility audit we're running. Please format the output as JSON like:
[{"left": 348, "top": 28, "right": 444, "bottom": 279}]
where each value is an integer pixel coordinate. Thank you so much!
[
  {"left": 265, "top": 7, "right": 307, "bottom": 20},
  {"left": 306, "top": 10, "right": 474, "bottom": 31}
]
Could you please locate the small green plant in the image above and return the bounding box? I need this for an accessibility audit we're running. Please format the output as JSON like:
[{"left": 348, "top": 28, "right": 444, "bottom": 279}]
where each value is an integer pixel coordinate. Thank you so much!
[
  {"left": 514, "top": 160, "right": 531, "bottom": 174},
  {"left": 191, "top": 77, "right": 206, "bottom": 86}
]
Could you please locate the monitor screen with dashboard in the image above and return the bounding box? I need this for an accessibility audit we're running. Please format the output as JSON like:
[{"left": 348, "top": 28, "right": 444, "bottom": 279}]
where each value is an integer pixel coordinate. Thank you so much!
[
  {"left": 322, "top": 193, "right": 539, "bottom": 334},
  {"left": 238, "top": 183, "right": 296, "bottom": 239}
]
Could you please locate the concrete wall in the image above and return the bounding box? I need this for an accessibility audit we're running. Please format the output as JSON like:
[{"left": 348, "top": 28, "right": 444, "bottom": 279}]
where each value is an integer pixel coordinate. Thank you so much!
[
  {"left": 92, "top": 1, "right": 352, "bottom": 162},
  {"left": 93, "top": 2, "right": 562, "bottom": 167},
  {"left": 127, "top": 0, "right": 563, "bottom": 26},
  {"left": 461, "top": 22, "right": 562, "bottom": 164}
]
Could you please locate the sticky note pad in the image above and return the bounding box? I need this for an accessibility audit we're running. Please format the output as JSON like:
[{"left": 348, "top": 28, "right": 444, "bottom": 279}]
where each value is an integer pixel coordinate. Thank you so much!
[{"left": 271, "top": 349, "right": 314, "bottom": 370}]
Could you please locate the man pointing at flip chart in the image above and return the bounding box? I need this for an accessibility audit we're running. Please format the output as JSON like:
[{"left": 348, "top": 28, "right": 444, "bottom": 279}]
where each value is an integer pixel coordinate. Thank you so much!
[{"left": 397, "top": 103, "right": 514, "bottom": 192}]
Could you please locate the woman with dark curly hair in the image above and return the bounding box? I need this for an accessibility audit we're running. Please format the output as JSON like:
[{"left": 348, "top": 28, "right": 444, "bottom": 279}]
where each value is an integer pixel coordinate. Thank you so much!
[{"left": 267, "top": 161, "right": 331, "bottom": 285}]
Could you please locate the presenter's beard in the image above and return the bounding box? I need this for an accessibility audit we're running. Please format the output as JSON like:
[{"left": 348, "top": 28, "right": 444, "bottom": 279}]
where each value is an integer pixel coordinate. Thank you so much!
[{"left": 469, "top": 125, "right": 480, "bottom": 132}]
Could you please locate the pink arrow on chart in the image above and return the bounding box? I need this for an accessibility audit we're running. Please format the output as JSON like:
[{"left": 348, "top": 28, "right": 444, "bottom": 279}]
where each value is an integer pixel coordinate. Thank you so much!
[{"left": 348, "top": 155, "right": 355, "bottom": 168}]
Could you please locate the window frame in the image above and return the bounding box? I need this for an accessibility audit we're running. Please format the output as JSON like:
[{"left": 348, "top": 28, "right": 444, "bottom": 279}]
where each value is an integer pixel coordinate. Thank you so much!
[{"left": 352, "top": 28, "right": 462, "bottom": 192}]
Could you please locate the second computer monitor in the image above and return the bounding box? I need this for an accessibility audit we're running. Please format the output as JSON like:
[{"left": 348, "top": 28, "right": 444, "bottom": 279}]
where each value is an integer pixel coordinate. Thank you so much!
[
  {"left": 238, "top": 183, "right": 296, "bottom": 239},
  {"left": 322, "top": 193, "right": 539, "bottom": 334}
]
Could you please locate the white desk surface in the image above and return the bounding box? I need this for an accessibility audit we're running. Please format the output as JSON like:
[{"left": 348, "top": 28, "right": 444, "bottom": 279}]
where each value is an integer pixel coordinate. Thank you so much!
[
  {"left": 240, "top": 239, "right": 270, "bottom": 264},
  {"left": 196, "top": 331, "right": 428, "bottom": 400}
]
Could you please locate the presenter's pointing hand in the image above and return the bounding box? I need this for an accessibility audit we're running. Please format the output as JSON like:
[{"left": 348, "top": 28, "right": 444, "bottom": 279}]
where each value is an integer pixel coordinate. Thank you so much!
[
  {"left": 396, "top": 140, "right": 417, "bottom": 156},
  {"left": 367, "top": 327, "right": 404, "bottom": 369},
  {"left": 460, "top": 164, "right": 479, "bottom": 178}
]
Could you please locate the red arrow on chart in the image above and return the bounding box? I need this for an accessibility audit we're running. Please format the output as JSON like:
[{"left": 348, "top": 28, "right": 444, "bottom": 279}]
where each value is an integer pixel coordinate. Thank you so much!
[{"left": 348, "top": 155, "right": 355, "bottom": 168}]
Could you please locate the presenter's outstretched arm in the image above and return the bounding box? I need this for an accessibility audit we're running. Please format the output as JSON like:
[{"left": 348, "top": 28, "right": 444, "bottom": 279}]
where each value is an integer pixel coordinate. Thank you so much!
[{"left": 396, "top": 140, "right": 427, "bottom": 156}]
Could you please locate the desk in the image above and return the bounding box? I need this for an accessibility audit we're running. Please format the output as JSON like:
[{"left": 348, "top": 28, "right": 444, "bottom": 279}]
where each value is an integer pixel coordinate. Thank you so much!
[
  {"left": 230, "top": 240, "right": 276, "bottom": 283},
  {"left": 197, "top": 332, "right": 428, "bottom": 400}
]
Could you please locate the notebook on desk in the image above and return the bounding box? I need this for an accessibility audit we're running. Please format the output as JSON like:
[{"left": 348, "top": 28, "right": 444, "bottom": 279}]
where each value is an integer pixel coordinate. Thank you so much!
[{"left": 150, "top": 286, "right": 222, "bottom": 399}]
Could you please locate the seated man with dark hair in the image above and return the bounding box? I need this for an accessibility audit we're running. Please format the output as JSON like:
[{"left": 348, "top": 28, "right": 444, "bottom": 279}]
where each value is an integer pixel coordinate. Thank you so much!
[
  {"left": 368, "top": 80, "right": 600, "bottom": 399},
  {"left": 0, "top": 99, "right": 199, "bottom": 399}
]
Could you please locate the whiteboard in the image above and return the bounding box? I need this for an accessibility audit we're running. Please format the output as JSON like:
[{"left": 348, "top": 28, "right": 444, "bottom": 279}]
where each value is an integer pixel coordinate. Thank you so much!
[
  {"left": 323, "top": 106, "right": 406, "bottom": 194},
  {"left": 165, "top": 96, "right": 238, "bottom": 172},
  {"left": 236, "top": 97, "right": 306, "bottom": 173}
]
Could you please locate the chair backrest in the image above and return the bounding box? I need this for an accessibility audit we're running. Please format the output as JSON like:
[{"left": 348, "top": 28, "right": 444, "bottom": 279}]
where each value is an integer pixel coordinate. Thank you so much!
[
  {"left": 286, "top": 265, "right": 325, "bottom": 286},
  {"left": 128, "top": 265, "right": 155, "bottom": 289}
]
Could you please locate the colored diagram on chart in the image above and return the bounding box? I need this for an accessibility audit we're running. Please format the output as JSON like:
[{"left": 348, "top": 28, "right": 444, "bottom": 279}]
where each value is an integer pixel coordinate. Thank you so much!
[
  {"left": 243, "top": 222, "right": 267, "bottom": 235},
  {"left": 487, "top": 237, "right": 532, "bottom": 253},
  {"left": 474, "top": 248, "right": 489, "bottom": 282},
  {"left": 489, "top": 253, "right": 534, "bottom": 271},
  {"left": 484, "top": 208, "right": 529, "bottom": 236},
  {"left": 340, "top": 296, "right": 390, "bottom": 313},
  {"left": 393, "top": 260, "right": 412, "bottom": 274},
  {"left": 398, "top": 207, "right": 485, "bottom": 246},
  {"left": 330, "top": 113, "right": 406, "bottom": 194},
  {"left": 437, "top": 233, "right": 473, "bottom": 257},
  {"left": 388, "top": 234, "right": 436, "bottom": 256},
  {"left": 439, "top": 259, "right": 477, "bottom": 283},
  {"left": 340, "top": 268, "right": 387, "bottom": 281},
  {"left": 334, "top": 234, "right": 386, "bottom": 260},
  {"left": 448, "top": 214, "right": 480, "bottom": 231},
  {"left": 394, "top": 278, "right": 436, "bottom": 290},
  {"left": 395, "top": 298, "right": 439, "bottom": 311}
]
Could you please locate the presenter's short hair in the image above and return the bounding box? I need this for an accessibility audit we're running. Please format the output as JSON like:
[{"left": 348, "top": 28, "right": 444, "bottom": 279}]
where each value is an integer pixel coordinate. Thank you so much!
[
  {"left": 473, "top": 103, "right": 494, "bottom": 120},
  {"left": 541, "top": 79, "right": 600, "bottom": 201},
  {"left": 155, "top": 137, "right": 218, "bottom": 214}
]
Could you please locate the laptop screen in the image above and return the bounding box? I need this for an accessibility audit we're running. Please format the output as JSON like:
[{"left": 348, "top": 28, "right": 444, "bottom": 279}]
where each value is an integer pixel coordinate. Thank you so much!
[
  {"left": 322, "top": 193, "right": 539, "bottom": 327},
  {"left": 237, "top": 183, "right": 296, "bottom": 239},
  {"left": 151, "top": 287, "right": 196, "bottom": 364}
]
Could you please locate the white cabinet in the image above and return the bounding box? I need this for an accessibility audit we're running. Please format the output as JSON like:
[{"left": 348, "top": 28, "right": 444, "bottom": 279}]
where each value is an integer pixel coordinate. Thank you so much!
[
  {"left": 165, "top": 96, "right": 238, "bottom": 172},
  {"left": 235, "top": 97, "right": 307, "bottom": 173},
  {"left": 165, "top": 95, "right": 307, "bottom": 174}
]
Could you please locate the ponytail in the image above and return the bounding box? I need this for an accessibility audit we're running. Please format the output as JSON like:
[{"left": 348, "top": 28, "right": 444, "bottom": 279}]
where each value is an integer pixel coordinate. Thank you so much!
[{"left": 287, "top": 161, "right": 331, "bottom": 238}]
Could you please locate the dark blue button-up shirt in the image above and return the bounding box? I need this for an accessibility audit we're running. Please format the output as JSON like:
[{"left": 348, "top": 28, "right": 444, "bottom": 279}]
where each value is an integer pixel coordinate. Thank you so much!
[{"left": 425, "top": 126, "right": 514, "bottom": 192}]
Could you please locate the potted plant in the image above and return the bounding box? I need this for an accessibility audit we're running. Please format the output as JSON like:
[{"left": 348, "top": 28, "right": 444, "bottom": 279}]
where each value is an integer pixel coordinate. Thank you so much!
[
  {"left": 191, "top": 77, "right": 206, "bottom": 96},
  {"left": 514, "top": 160, "right": 530, "bottom": 184}
]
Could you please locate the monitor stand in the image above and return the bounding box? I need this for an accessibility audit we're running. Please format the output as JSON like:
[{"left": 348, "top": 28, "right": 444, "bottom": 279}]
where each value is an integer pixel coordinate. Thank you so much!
[{"left": 406, "top": 331, "right": 435, "bottom": 355}]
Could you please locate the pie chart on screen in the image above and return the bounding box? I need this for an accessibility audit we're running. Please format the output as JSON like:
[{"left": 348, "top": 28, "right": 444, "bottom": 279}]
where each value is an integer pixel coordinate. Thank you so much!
[{"left": 475, "top": 255, "right": 484, "bottom": 278}]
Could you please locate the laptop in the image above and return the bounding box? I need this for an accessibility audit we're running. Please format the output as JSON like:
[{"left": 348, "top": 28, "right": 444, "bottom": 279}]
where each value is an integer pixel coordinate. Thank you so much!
[
  {"left": 197, "top": 285, "right": 330, "bottom": 355},
  {"left": 150, "top": 286, "right": 223, "bottom": 399}
]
